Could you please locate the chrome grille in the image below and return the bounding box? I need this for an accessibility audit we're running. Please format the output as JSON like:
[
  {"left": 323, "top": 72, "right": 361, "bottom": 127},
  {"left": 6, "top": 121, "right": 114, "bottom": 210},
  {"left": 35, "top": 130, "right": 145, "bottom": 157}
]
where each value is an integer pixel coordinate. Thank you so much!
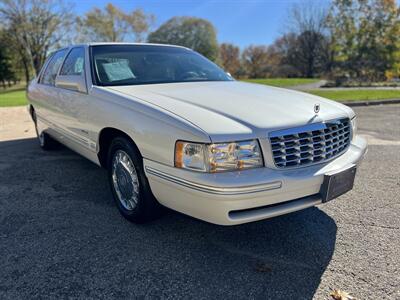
[{"left": 269, "top": 118, "right": 351, "bottom": 168}]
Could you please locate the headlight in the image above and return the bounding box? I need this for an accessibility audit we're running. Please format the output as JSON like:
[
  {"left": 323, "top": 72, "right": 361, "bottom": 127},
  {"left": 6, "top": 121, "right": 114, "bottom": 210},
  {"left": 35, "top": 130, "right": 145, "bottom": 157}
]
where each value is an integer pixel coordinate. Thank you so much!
[
  {"left": 351, "top": 117, "right": 357, "bottom": 139},
  {"left": 175, "top": 140, "right": 263, "bottom": 172},
  {"left": 175, "top": 142, "right": 207, "bottom": 172}
]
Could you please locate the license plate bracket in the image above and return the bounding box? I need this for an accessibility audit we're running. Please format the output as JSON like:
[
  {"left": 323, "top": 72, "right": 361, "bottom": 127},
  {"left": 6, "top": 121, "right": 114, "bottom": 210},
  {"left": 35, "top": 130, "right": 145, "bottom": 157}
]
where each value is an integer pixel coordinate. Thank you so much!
[{"left": 320, "top": 166, "right": 357, "bottom": 203}]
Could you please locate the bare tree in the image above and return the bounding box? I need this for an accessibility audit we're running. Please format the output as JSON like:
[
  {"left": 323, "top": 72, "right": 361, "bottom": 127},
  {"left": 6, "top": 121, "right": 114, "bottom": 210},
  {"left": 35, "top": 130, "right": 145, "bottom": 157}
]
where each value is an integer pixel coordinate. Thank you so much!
[
  {"left": 288, "top": 1, "right": 327, "bottom": 35},
  {"left": 0, "top": 0, "right": 73, "bottom": 80},
  {"left": 76, "top": 3, "right": 155, "bottom": 43},
  {"left": 284, "top": 1, "right": 331, "bottom": 77},
  {"left": 128, "top": 8, "right": 156, "bottom": 43}
]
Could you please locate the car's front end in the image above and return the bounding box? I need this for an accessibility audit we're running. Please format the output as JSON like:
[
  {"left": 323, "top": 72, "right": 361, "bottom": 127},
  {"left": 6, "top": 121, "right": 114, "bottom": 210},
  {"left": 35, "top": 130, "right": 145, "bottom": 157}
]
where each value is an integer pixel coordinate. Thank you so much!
[{"left": 143, "top": 115, "right": 366, "bottom": 225}]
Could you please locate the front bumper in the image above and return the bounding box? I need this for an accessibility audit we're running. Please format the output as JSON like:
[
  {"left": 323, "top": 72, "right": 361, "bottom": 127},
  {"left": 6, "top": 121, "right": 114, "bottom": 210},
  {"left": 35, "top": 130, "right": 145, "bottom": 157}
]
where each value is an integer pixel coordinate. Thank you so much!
[{"left": 144, "top": 136, "right": 367, "bottom": 225}]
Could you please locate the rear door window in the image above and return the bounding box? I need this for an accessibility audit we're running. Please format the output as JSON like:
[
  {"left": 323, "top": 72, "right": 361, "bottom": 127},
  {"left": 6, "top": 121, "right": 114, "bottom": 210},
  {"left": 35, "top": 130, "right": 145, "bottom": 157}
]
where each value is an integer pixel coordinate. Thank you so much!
[{"left": 40, "top": 49, "right": 67, "bottom": 86}]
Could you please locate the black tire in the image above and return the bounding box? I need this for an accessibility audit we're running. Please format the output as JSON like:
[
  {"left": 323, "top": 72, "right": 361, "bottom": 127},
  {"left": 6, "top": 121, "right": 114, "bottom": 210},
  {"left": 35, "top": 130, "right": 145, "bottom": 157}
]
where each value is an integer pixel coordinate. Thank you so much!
[
  {"left": 31, "top": 109, "right": 58, "bottom": 150},
  {"left": 107, "top": 136, "right": 163, "bottom": 223}
]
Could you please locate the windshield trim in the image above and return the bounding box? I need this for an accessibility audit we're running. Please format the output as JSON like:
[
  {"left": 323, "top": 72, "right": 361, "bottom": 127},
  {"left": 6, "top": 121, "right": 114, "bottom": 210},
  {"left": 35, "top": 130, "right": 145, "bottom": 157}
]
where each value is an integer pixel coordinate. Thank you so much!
[
  {"left": 99, "top": 79, "right": 235, "bottom": 87},
  {"left": 89, "top": 45, "right": 233, "bottom": 87}
]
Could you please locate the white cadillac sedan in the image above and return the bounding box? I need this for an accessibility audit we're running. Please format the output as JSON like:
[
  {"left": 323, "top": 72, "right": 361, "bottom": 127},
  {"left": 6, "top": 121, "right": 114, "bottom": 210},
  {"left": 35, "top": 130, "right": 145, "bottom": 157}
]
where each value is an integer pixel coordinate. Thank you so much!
[{"left": 27, "top": 43, "right": 367, "bottom": 225}]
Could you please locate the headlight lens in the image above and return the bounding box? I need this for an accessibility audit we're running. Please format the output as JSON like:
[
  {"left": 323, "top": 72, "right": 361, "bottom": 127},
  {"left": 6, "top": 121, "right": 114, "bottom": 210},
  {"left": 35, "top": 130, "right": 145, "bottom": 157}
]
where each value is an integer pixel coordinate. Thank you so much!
[
  {"left": 351, "top": 117, "right": 357, "bottom": 139},
  {"left": 175, "top": 140, "right": 263, "bottom": 172},
  {"left": 207, "top": 140, "right": 263, "bottom": 172},
  {"left": 175, "top": 142, "right": 207, "bottom": 171}
]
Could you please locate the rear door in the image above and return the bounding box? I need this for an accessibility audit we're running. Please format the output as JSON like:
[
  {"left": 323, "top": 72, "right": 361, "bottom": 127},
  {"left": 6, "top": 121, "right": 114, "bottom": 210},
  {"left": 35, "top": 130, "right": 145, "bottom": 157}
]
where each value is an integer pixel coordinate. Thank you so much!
[
  {"left": 53, "top": 47, "right": 95, "bottom": 152},
  {"left": 32, "top": 49, "right": 68, "bottom": 131}
]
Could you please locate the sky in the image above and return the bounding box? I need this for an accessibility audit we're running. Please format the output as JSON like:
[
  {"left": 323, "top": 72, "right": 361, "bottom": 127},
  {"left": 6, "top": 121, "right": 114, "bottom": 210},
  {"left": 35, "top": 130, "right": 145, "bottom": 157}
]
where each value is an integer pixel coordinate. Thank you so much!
[{"left": 72, "top": 0, "right": 332, "bottom": 48}]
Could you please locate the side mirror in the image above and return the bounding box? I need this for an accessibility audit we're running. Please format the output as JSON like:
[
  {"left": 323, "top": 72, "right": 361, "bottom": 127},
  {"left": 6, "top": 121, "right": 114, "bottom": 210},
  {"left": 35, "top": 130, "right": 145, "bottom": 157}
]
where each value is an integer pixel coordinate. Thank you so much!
[{"left": 55, "top": 75, "right": 87, "bottom": 93}]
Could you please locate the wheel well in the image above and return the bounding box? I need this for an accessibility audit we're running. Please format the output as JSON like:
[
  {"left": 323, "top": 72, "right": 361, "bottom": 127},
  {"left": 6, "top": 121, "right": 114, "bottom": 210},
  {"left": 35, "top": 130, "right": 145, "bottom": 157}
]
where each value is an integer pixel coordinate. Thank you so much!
[{"left": 97, "top": 128, "right": 140, "bottom": 169}]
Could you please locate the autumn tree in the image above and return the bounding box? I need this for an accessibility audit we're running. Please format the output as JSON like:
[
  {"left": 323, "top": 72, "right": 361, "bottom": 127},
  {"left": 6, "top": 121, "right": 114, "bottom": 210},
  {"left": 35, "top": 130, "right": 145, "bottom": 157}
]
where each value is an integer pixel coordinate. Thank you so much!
[
  {"left": 148, "top": 17, "right": 219, "bottom": 61},
  {"left": 0, "top": 0, "right": 73, "bottom": 80},
  {"left": 76, "top": 3, "right": 155, "bottom": 43},
  {"left": 268, "top": 34, "right": 300, "bottom": 77},
  {"left": 327, "top": 0, "right": 400, "bottom": 81},
  {"left": 219, "top": 43, "right": 241, "bottom": 77},
  {"left": 241, "top": 45, "right": 271, "bottom": 78}
]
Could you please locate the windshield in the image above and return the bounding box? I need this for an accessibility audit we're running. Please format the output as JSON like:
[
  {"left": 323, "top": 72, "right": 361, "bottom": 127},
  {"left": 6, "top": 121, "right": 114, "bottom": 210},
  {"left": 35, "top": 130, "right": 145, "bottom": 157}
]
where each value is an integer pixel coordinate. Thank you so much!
[{"left": 90, "top": 45, "right": 233, "bottom": 86}]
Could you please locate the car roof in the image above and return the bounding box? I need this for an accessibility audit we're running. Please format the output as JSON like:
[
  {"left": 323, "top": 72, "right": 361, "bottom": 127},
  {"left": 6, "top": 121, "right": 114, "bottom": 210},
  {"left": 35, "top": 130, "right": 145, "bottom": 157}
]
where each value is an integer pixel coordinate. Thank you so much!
[{"left": 70, "top": 42, "right": 190, "bottom": 50}]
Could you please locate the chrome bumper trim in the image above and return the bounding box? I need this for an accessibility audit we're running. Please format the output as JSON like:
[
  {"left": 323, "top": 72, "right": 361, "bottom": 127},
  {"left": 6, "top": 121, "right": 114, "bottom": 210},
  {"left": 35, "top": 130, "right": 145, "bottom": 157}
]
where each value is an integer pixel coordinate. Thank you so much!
[{"left": 145, "top": 167, "right": 282, "bottom": 195}]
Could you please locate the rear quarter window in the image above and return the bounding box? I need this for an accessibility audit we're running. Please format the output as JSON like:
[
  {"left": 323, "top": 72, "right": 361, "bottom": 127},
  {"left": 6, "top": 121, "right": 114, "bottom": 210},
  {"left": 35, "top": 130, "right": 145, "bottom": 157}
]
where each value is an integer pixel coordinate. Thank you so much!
[
  {"left": 60, "top": 47, "right": 85, "bottom": 76},
  {"left": 40, "top": 49, "right": 67, "bottom": 85}
]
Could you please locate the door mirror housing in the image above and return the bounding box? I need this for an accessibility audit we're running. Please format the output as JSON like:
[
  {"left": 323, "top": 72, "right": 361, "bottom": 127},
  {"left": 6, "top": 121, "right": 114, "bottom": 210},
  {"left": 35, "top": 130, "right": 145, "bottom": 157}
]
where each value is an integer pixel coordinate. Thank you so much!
[{"left": 55, "top": 75, "right": 87, "bottom": 93}]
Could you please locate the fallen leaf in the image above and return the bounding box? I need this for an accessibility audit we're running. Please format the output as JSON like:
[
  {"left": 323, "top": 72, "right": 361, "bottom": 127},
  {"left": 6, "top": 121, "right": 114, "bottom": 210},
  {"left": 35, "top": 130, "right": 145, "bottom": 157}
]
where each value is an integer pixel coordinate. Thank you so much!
[{"left": 330, "top": 289, "right": 355, "bottom": 300}]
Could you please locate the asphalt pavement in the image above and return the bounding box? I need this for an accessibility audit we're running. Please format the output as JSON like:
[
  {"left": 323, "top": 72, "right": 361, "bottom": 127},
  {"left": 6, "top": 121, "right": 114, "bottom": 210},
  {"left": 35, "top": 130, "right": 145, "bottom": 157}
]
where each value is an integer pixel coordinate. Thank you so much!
[{"left": 0, "top": 105, "right": 399, "bottom": 299}]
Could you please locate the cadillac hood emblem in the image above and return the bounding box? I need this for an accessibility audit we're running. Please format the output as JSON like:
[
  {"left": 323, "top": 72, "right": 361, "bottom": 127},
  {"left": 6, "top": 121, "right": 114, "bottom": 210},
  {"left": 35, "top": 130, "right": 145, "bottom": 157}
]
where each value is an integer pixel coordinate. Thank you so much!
[{"left": 314, "top": 103, "right": 320, "bottom": 114}]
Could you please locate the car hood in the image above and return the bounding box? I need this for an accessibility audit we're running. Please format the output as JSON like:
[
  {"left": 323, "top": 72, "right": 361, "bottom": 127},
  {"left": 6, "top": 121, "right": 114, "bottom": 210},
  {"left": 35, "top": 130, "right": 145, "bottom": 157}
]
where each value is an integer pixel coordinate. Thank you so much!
[{"left": 107, "top": 81, "right": 354, "bottom": 142}]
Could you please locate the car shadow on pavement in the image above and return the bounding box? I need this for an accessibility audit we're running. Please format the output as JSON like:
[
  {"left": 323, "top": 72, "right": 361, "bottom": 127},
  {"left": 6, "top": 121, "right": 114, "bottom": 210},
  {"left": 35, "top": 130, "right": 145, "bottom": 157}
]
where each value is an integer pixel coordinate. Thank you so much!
[{"left": 0, "top": 138, "right": 337, "bottom": 299}]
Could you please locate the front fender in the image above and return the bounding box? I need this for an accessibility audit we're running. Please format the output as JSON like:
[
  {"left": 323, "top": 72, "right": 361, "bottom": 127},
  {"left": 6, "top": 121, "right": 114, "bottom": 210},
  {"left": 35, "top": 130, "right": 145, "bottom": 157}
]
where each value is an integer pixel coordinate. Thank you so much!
[{"left": 89, "top": 86, "right": 211, "bottom": 166}]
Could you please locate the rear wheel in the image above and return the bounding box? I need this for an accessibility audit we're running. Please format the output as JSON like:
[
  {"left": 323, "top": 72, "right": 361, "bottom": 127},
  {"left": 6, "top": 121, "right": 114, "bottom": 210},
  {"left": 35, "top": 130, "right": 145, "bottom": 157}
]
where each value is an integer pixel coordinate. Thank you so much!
[
  {"left": 31, "top": 109, "right": 58, "bottom": 150},
  {"left": 107, "top": 136, "right": 162, "bottom": 223}
]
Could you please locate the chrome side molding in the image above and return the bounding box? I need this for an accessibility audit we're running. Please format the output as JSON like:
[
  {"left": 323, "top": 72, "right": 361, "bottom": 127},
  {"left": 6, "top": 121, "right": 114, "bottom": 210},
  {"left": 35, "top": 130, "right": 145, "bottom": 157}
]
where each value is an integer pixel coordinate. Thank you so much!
[{"left": 145, "top": 167, "right": 282, "bottom": 195}]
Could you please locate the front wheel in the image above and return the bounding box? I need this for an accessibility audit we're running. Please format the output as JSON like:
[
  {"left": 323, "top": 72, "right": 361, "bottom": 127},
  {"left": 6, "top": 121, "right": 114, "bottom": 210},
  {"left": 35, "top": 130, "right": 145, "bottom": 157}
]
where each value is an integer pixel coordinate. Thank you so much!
[{"left": 107, "top": 136, "right": 162, "bottom": 223}]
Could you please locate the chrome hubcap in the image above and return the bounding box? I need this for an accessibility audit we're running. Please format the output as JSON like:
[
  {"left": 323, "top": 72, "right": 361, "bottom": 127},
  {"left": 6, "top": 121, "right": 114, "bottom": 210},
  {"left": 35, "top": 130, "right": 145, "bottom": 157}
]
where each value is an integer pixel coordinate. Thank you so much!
[{"left": 111, "top": 150, "right": 139, "bottom": 211}]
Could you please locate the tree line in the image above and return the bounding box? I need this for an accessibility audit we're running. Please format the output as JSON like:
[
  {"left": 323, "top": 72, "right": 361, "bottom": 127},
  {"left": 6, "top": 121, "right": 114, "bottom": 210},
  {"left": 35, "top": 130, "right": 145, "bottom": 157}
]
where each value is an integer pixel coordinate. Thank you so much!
[
  {"left": 221, "top": 0, "right": 400, "bottom": 83},
  {"left": 0, "top": 0, "right": 399, "bottom": 88}
]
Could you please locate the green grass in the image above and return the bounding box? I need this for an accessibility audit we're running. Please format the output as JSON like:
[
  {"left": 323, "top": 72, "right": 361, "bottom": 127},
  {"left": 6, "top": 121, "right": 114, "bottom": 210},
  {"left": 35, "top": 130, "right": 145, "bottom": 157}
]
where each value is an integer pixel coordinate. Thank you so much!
[
  {"left": 244, "top": 78, "right": 320, "bottom": 87},
  {"left": 0, "top": 89, "right": 28, "bottom": 107},
  {"left": 0, "top": 81, "right": 398, "bottom": 107},
  {"left": 307, "top": 89, "right": 400, "bottom": 101}
]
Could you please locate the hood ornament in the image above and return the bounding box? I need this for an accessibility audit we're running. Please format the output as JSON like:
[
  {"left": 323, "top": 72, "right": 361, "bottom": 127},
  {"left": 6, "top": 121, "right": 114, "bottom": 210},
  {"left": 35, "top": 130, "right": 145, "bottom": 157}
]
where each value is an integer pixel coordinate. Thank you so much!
[{"left": 314, "top": 103, "right": 320, "bottom": 114}]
